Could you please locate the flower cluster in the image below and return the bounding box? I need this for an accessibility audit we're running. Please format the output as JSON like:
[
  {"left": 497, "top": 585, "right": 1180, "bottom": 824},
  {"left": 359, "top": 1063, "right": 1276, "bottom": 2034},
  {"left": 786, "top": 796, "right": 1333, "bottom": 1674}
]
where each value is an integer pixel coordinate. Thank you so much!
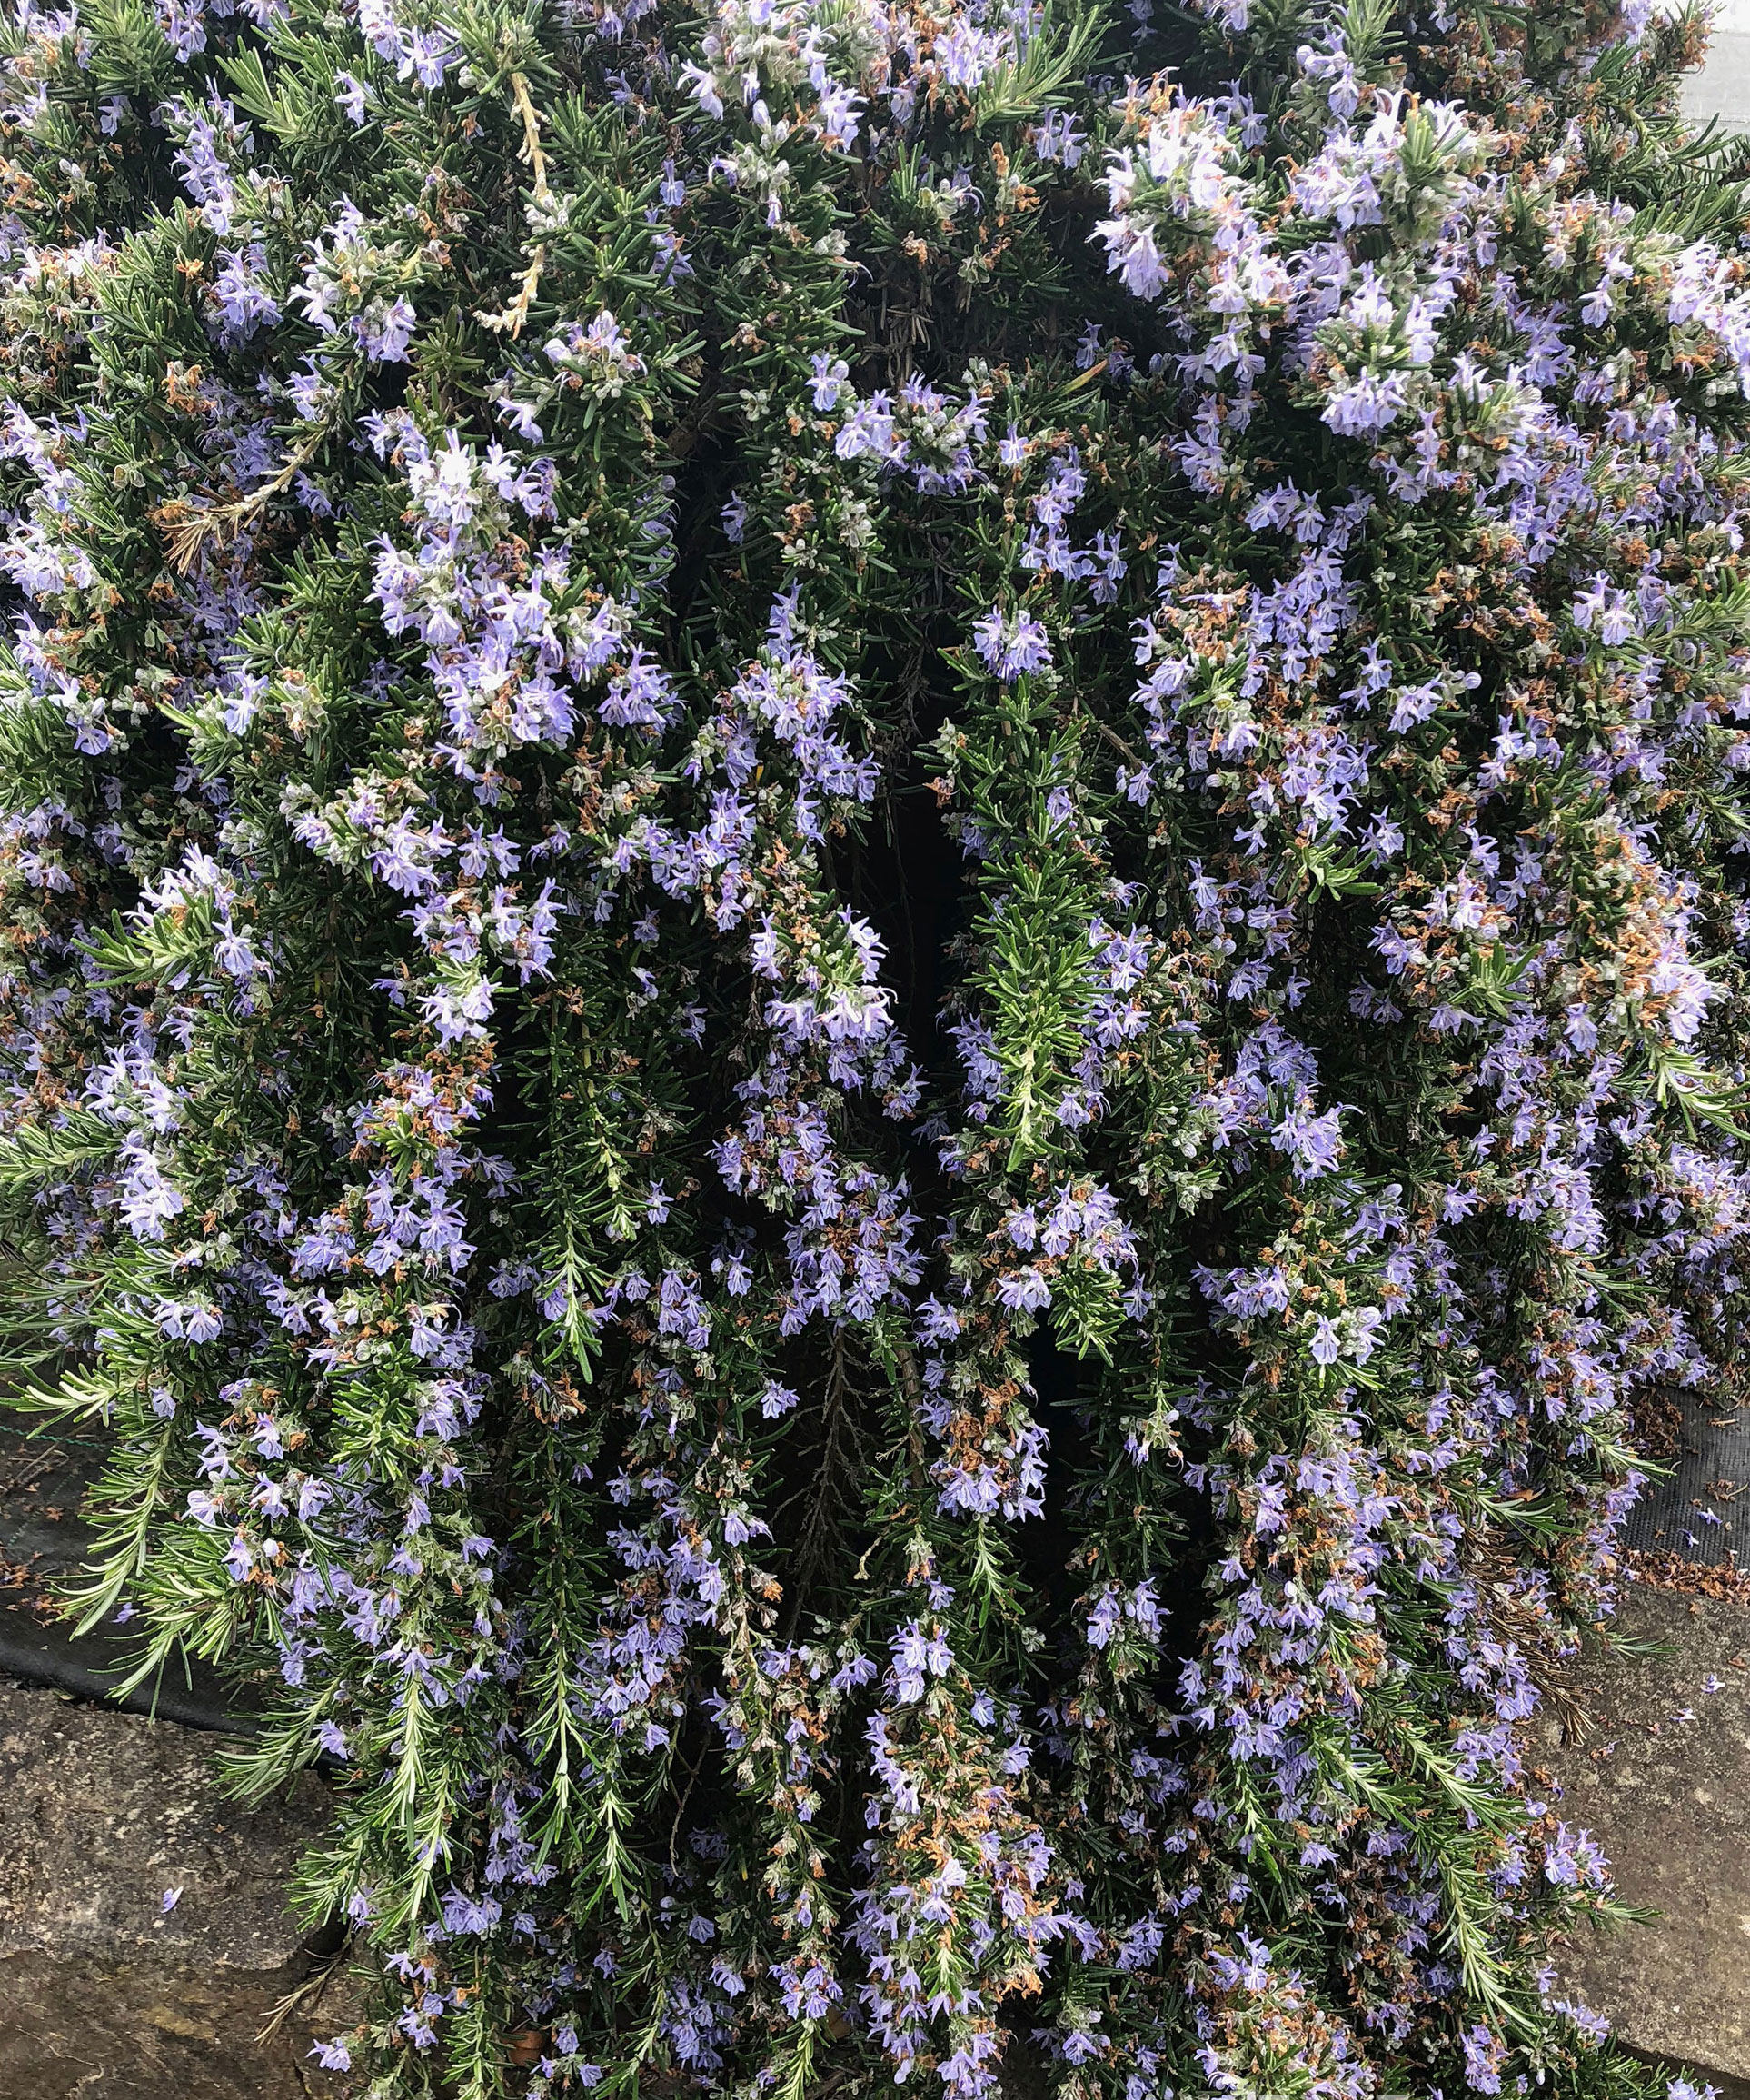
[{"left": 0, "top": 1, "right": 1742, "bottom": 2098}]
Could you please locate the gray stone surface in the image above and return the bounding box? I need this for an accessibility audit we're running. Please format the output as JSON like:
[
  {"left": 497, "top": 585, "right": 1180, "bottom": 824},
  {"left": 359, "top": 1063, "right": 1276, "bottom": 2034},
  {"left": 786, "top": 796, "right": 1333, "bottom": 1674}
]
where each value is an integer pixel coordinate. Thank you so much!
[
  {"left": 1531, "top": 1580, "right": 1750, "bottom": 2094},
  {"left": 1686, "top": 5, "right": 1750, "bottom": 132},
  {"left": 0, "top": 1683, "right": 358, "bottom": 2099},
  {"left": 1689, "top": 35, "right": 1750, "bottom": 125}
]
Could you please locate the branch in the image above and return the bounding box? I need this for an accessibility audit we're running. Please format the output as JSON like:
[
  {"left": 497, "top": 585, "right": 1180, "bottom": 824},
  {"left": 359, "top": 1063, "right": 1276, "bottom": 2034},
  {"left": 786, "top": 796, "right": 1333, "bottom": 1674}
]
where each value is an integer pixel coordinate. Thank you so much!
[
  {"left": 476, "top": 73, "right": 555, "bottom": 340},
  {"left": 164, "top": 433, "right": 324, "bottom": 573}
]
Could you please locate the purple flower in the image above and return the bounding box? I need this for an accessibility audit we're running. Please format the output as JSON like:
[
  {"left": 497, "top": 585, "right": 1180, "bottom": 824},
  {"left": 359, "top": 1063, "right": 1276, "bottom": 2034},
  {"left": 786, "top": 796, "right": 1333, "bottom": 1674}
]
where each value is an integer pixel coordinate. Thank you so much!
[{"left": 971, "top": 607, "right": 1053, "bottom": 682}]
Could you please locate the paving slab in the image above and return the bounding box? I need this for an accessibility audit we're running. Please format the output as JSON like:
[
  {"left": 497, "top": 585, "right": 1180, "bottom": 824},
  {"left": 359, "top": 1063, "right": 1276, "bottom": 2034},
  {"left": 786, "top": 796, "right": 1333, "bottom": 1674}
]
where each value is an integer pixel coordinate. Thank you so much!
[
  {"left": 1531, "top": 1577, "right": 1750, "bottom": 2096},
  {"left": 0, "top": 1681, "right": 359, "bottom": 2100}
]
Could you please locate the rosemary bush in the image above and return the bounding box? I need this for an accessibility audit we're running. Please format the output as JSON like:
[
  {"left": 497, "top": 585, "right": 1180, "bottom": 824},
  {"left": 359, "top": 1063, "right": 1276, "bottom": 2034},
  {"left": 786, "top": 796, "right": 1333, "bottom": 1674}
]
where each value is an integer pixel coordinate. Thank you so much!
[{"left": 0, "top": 0, "right": 1745, "bottom": 2091}]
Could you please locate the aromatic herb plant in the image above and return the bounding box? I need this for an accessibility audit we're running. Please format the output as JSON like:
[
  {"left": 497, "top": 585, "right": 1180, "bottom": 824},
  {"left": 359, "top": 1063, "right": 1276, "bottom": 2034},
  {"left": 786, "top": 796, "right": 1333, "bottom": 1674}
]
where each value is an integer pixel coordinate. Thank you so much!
[{"left": 0, "top": 0, "right": 1744, "bottom": 2094}]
